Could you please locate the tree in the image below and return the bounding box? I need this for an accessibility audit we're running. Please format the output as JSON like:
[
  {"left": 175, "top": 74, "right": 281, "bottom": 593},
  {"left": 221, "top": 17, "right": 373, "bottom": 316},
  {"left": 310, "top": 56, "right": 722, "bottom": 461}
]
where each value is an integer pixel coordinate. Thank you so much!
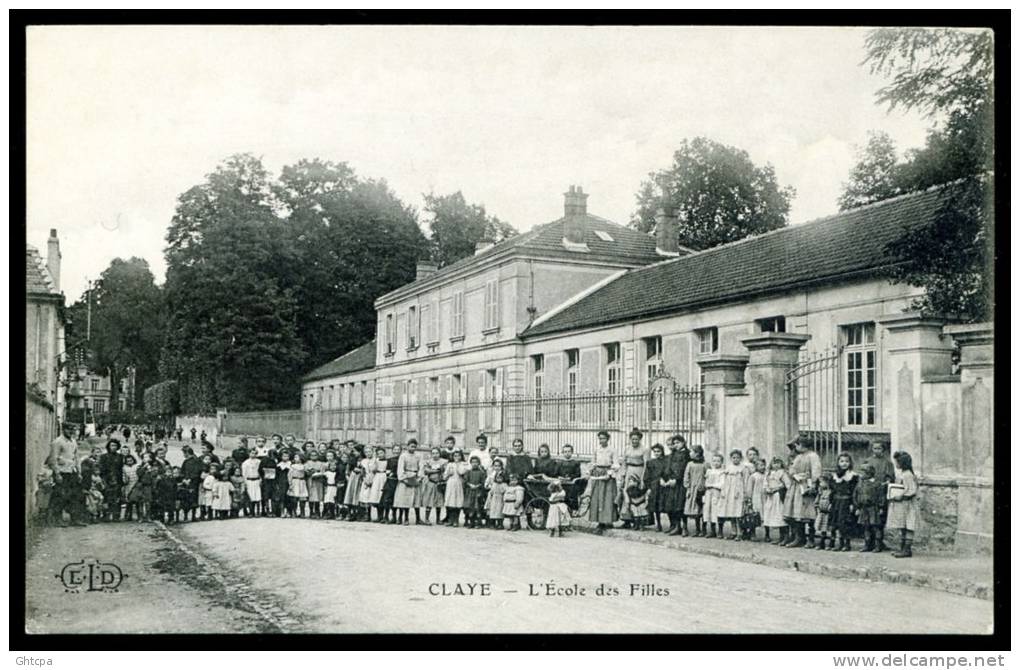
[
  {"left": 276, "top": 159, "right": 428, "bottom": 369},
  {"left": 631, "top": 137, "right": 795, "bottom": 250},
  {"left": 161, "top": 154, "right": 307, "bottom": 412},
  {"left": 838, "top": 131, "right": 903, "bottom": 211},
  {"left": 859, "top": 27, "right": 994, "bottom": 321},
  {"left": 65, "top": 257, "right": 165, "bottom": 411},
  {"left": 424, "top": 191, "right": 517, "bottom": 267}
]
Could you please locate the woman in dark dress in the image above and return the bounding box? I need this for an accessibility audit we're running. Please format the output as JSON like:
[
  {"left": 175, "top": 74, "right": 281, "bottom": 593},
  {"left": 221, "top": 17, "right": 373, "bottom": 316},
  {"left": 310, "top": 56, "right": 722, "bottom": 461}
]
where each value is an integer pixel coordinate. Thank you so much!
[
  {"left": 504, "top": 438, "right": 535, "bottom": 484},
  {"left": 643, "top": 443, "right": 669, "bottom": 532},
  {"left": 664, "top": 435, "right": 690, "bottom": 535}
]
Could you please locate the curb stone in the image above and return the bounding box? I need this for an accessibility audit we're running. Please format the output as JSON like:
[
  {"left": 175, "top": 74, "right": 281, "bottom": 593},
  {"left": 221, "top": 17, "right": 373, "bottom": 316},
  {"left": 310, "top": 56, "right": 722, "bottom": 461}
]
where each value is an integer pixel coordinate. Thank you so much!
[
  {"left": 572, "top": 522, "right": 991, "bottom": 601},
  {"left": 154, "top": 522, "right": 298, "bottom": 632}
]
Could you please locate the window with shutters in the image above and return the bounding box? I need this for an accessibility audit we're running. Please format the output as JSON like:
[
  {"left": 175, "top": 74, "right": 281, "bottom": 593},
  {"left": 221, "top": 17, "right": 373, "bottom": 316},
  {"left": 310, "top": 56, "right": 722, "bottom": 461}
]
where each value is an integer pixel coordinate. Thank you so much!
[
  {"left": 606, "top": 342, "right": 621, "bottom": 423},
  {"left": 423, "top": 300, "right": 439, "bottom": 346},
  {"left": 566, "top": 349, "right": 579, "bottom": 423},
  {"left": 483, "top": 279, "right": 500, "bottom": 332},
  {"left": 532, "top": 354, "right": 544, "bottom": 422},
  {"left": 407, "top": 306, "right": 418, "bottom": 350},
  {"left": 451, "top": 291, "right": 465, "bottom": 340},
  {"left": 843, "top": 322, "right": 877, "bottom": 426}
]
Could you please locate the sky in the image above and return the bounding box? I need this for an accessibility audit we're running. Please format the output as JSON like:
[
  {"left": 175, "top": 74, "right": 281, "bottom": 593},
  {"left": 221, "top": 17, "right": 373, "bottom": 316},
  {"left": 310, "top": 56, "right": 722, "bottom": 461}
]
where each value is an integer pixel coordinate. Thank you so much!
[{"left": 26, "top": 25, "right": 935, "bottom": 301}]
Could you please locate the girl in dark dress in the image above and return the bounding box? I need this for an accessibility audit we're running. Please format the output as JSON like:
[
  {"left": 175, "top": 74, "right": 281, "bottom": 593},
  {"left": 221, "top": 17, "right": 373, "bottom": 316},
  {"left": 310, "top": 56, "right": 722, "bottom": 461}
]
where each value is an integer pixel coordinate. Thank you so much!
[
  {"left": 272, "top": 451, "right": 291, "bottom": 518},
  {"left": 532, "top": 444, "right": 558, "bottom": 481},
  {"left": 829, "top": 452, "right": 859, "bottom": 551},
  {"left": 153, "top": 463, "right": 178, "bottom": 524},
  {"left": 504, "top": 438, "right": 536, "bottom": 484},
  {"left": 98, "top": 439, "right": 124, "bottom": 522},
  {"left": 463, "top": 456, "right": 487, "bottom": 528},
  {"left": 665, "top": 435, "right": 689, "bottom": 535},
  {"left": 643, "top": 444, "right": 669, "bottom": 532},
  {"left": 381, "top": 445, "right": 402, "bottom": 524}
]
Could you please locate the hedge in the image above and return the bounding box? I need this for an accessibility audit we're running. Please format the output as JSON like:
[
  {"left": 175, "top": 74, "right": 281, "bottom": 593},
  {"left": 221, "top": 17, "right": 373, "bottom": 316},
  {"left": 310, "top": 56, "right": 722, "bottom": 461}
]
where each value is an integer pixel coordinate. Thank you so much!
[{"left": 144, "top": 379, "right": 180, "bottom": 416}]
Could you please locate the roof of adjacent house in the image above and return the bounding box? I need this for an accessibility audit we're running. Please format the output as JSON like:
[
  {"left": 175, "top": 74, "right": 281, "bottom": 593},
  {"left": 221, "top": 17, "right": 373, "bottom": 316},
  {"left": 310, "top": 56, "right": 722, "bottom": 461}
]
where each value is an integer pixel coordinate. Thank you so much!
[
  {"left": 26, "top": 244, "right": 59, "bottom": 297},
  {"left": 524, "top": 183, "right": 955, "bottom": 338},
  {"left": 302, "top": 340, "right": 377, "bottom": 382},
  {"left": 377, "top": 213, "right": 665, "bottom": 304}
]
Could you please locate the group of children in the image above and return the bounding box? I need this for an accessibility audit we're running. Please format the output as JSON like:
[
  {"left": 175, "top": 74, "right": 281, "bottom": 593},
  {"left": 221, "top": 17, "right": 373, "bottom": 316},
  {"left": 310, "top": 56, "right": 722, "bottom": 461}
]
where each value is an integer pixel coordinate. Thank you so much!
[{"left": 39, "top": 428, "right": 919, "bottom": 557}]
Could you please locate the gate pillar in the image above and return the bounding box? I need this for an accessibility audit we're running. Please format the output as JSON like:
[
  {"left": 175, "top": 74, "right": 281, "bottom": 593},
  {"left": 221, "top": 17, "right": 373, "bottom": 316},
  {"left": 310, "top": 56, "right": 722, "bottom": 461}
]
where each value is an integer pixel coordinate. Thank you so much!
[
  {"left": 696, "top": 355, "right": 749, "bottom": 457},
  {"left": 741, "top": 333, "right": 811, "bottom": 463},
  {"left": 876, "top": 313, "right": 956, "bottom": 472}
]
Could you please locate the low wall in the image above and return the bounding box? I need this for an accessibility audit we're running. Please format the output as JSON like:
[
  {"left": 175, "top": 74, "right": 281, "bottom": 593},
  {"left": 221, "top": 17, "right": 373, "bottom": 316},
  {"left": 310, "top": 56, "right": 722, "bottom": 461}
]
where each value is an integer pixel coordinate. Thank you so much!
[
  {"left": 26, "top": 395, "right": 55, "bottom": 524},
  {"left": 221, "top": 410, "right": 304, "bottom": 441}
]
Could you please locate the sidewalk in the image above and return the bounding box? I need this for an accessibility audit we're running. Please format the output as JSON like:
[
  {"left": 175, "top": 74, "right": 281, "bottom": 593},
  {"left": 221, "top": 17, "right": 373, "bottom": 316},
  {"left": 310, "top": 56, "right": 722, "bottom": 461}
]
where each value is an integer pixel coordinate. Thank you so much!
[{"left": 573, "top": 521, "right": 993, "bottom": 601}]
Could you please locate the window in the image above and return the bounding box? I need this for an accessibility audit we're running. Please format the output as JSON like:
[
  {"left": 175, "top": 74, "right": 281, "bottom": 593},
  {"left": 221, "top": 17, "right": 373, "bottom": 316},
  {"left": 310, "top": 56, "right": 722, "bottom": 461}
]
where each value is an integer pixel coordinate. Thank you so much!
[
  {"left": 423, "top": 300, "right": 439, "bottom": 344},
  {"left": 385, "top": 313, "right": 396, "bottom": 355},
  {"left": 484, "top": 279, "right": 500, "bottom": 331},
  {"left": 89, "top": 378, "right": 99, "bottom": 392},
  {"left": 756, "top": 315, "right": 787, "bottom": 333},
  {"left": 593, "top": 230, "right": 614, "bottom": 242},
  {"left": 566, "top": 349, "right": 579, "bottom": 422},
  {"left": 407, "top": 306, "right": 418, "bottom": 349},
  {"left": 429, "top": 377, "right": 440, "bottom": 433},
  {"left": 93, "top": 399, "right": 106, "bottom": 413},
  {"left": 606, "top": 343, "right": 621, "bottom": 423},
  {"left": 532, "top": 355, "right": 544, "bottom": 422},
  {"left": 451, "top": 373, "right": 463, "bottom": 430},
  {"left": 486, "top": 369, "right": 498, "bottom": 401},
  {"left": 696, "top": 327, "right": 719, "bottom": 355},
  {"left": 645, "top": 336, "right": 664, "bottom": 422},
  {"left": 843, "top": 322, "right": 877, "bottom": 426},
  {"left": 361, "top": 381, "right": 369, "bottom": 428},
  {"left": 451, "top": 291, "right": 465, "bottom": 339}
]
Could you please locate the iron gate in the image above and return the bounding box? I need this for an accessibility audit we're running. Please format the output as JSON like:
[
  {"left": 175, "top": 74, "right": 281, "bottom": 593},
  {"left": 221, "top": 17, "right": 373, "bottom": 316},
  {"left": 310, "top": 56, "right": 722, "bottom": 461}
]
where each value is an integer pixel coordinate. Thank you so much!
[{"left": 785, "top": 348, "right": 842, "bottom": 466}]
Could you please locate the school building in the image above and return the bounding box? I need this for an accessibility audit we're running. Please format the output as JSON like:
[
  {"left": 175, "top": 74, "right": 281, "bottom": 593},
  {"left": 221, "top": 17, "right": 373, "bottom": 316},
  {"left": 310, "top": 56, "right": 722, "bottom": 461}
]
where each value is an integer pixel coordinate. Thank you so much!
[{"left": 295, "top": 183, "right": 994, "bottom": 551}]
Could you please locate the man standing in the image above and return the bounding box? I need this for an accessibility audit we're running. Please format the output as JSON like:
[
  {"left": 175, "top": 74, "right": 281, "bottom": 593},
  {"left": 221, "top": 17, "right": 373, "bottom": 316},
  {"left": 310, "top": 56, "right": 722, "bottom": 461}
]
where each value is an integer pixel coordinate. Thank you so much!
[{"left": 46, "top": 422, "right": 86, "bottom": 526}]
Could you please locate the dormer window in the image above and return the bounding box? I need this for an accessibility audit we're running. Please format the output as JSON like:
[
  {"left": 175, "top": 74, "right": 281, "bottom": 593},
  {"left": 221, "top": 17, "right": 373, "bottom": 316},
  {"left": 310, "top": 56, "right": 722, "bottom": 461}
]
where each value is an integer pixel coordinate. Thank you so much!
[{"left": 593, "top": 230, "right": 614, "bottom": 242}]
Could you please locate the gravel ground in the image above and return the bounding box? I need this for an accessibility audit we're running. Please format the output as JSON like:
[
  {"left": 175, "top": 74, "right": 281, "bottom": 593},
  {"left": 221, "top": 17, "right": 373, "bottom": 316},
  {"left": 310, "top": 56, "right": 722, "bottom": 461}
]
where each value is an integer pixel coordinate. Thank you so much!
[
  {"left": 175, "top": 517, "right": 993, "bottom": 635},
  {"left": 24, "top": 522, "right": 270, "bottom": 634}
]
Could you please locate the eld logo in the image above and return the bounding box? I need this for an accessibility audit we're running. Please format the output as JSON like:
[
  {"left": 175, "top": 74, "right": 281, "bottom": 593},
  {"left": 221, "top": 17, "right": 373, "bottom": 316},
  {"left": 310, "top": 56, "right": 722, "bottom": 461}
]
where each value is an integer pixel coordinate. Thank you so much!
[{"left": 57, "top": 559, "right": 126, "bottom": 593}]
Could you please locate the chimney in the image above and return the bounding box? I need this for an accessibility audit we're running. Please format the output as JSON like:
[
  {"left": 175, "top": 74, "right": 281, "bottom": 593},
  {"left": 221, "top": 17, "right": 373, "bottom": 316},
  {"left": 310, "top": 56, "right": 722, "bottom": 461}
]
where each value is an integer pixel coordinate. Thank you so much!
[
  {"left": 654, "top": 208, "right": 679, "bottom": 256},
  {"left": 46, "top": 228, "right": 61, "bottom": 292},
  {"left": 474, "top": 239, "right": 495, "bottom": 255},
  {"left": 563, "top": 185, "right": 589, "bottom": 245},
  {"left": 415, "top": 260, "right": 439, "bottom": 281}
]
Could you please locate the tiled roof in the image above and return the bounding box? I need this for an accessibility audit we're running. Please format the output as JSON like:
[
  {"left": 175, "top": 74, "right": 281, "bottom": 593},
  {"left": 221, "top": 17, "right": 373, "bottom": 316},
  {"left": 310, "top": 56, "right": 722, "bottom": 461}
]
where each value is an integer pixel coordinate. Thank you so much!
[
  {"left": 524, "top": 184, "right": 956, "bottom": 337},
  {"left": 26, "top": 245, "right": 58, "bottom": 296},
  {"left": 379, "top": 213, "right": 663, "bottom": 303},
  {"left": 302, "top": 340, "right": 376, "bottom": 382}
]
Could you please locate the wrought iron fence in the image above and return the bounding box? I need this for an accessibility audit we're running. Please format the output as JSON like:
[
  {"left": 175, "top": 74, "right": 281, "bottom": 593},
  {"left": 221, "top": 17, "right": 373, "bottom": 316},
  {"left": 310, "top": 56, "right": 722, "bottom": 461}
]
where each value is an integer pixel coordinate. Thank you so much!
[
  {"left": 785, "top": 348, "right": 842, "bottom": 467},
  {"left": 311, "top": 384, "right": 704, "bottom": 458}
]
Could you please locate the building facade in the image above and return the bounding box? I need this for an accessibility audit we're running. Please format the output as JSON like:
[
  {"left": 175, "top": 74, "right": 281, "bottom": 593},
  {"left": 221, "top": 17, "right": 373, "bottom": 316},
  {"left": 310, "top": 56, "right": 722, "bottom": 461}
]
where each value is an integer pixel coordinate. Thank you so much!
[{"left": 300, "top": 184, "right": 993, "bottom": 550}]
